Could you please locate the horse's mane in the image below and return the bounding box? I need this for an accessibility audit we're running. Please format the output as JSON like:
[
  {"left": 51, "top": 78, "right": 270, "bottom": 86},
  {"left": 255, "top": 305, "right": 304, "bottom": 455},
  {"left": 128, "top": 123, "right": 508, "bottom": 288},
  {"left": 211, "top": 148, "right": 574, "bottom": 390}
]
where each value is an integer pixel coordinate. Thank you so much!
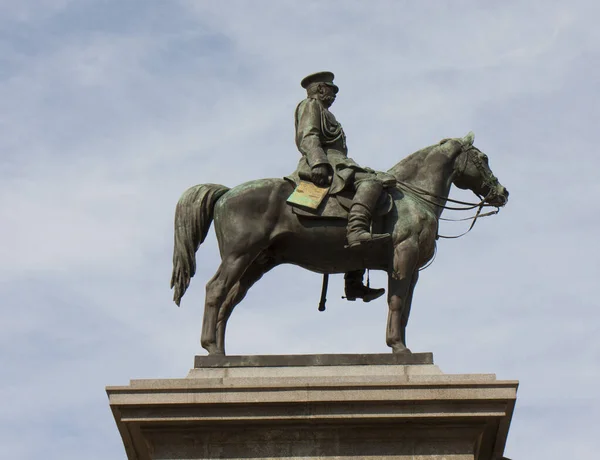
[{"left": 387, "top": 144, "right": 439, "bottom": 182}]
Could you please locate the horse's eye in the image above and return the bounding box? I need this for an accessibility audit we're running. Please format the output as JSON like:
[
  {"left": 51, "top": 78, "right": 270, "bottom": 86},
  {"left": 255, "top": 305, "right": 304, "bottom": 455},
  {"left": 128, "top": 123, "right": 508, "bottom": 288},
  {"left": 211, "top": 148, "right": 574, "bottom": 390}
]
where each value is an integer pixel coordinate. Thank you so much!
[{"left": 481, "top": 154, "right": 488, "bottom": 161}]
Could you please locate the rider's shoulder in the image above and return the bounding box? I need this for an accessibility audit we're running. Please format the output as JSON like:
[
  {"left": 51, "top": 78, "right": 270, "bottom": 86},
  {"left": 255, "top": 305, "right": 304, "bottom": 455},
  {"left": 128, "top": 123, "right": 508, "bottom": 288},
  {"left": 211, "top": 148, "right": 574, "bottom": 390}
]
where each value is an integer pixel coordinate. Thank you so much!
[
  {"left": 297, "top": 97, "right": 323, "bottom": 117},
  {"left": 302, "top": 97, "right": 321, "bottom": 107}
]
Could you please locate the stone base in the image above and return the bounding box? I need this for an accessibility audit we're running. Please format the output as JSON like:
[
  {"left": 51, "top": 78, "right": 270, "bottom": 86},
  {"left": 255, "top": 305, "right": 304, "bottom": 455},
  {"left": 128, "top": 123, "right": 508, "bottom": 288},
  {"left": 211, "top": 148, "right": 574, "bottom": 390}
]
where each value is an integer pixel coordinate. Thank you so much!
[{"left": 107, "top": 354, "right": 517, "bottom": 460}]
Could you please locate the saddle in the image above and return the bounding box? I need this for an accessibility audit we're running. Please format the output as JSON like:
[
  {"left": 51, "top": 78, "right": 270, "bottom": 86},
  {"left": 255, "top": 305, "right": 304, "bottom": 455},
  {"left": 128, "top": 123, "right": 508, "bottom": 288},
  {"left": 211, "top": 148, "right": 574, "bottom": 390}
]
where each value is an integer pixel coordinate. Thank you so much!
[{"left": 284, "top": 178, "right": 393, "bottom": 220}]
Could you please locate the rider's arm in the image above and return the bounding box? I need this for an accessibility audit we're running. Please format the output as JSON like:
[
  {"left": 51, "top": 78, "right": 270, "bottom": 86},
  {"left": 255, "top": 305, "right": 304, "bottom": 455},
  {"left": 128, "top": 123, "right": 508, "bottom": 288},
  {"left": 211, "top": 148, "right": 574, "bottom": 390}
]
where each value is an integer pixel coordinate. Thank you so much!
[{"left": 295, "top": 99, "right": 330, "bottom": 169}]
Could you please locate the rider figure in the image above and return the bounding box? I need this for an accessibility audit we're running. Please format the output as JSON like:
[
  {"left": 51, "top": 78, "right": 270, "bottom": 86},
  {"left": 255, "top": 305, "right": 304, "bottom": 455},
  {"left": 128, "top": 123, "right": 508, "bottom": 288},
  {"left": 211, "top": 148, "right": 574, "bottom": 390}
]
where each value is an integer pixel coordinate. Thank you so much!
[{"left": 294, "top": 71, "right": 393, "bottom": 302}]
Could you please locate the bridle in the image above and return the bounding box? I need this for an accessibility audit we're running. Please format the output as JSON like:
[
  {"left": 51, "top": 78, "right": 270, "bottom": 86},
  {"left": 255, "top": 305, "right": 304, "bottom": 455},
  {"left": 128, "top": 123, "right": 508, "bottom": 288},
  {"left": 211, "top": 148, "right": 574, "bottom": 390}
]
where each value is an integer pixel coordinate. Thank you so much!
[
  {"left": 320, "top": 143, "right": 504, "bottom": 311},
  {"left": 459, "top": 145, "right": 501, "bottom": 195},
  {"left": 395, "top": 144, "right": 502, "bottom": 240},
  {"left": 391, "top": 145, "right": 503, "bottom": 272}
]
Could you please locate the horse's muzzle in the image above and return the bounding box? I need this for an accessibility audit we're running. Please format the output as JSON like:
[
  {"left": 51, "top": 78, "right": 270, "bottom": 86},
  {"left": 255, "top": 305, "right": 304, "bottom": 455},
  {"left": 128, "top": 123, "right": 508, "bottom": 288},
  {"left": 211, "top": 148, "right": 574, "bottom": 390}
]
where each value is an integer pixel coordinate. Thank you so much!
[{"left": 488, "top": 185, "right": 509, "bottom": 207}]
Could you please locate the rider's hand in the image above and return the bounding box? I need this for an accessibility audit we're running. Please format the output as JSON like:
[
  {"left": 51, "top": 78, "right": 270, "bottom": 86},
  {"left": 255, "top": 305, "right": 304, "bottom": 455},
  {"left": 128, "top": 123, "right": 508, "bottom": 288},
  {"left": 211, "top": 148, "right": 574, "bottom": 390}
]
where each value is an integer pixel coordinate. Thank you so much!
[{"left": 311, "top": 164, "right": 331, "bottom": 187}]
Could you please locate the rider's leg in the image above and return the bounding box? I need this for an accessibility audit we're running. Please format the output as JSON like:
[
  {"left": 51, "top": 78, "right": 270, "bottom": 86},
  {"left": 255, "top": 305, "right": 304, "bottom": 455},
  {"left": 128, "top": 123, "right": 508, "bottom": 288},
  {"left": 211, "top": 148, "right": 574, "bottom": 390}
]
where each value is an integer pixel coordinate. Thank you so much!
[
  {"left": 346, "top": 180, "right": 391, "bottom": 247},
  {"left": 344, "top": 269, "right": 385, "bottom": 302}
]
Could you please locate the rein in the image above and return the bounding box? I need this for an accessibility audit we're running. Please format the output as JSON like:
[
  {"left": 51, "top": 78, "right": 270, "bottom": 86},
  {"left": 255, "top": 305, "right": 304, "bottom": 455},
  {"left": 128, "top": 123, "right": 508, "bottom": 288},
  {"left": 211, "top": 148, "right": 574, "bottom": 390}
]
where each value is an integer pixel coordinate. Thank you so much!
[
  {"left": 396, "top": 180, "right": 498, "bottom": 240},
  {"left": 394, "top": 145, "right": 501, "bottom": 240},
  {"left": 318, "top": 141, "right": 503, "bottom": 310},
  {"left": 395, "top": 180, "right": 494, "bottom": 211},
  {"left": 437, "top": 201, "right": 498, "bottom": 239}
]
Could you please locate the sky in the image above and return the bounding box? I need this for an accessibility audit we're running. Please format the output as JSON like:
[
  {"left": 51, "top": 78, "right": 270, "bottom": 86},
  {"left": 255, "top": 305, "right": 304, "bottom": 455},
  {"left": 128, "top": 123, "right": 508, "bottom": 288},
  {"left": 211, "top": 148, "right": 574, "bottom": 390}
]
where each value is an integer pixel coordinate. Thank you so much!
[{"left": 1, "top": 0, "right": 599, "bottom": 458}]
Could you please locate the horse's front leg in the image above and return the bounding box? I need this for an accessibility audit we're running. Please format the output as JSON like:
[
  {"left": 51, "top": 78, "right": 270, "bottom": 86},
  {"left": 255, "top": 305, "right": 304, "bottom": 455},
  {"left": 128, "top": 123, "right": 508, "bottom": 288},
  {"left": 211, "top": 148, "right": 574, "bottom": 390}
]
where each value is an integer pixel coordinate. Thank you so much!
[
  {"left": 400, "top": 271, "right": 419, "bottom": 348},
  {"left": 386, "top": 242, "right": 418, "bottom": 354}
]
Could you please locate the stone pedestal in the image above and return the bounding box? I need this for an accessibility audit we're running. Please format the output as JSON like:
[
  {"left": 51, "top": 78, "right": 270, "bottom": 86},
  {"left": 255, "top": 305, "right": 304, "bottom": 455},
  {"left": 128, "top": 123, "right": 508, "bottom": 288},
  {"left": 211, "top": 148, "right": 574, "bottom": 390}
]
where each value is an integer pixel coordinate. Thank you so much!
[{"left": 107, "top": 354, "right": 517, "bottom": 460}]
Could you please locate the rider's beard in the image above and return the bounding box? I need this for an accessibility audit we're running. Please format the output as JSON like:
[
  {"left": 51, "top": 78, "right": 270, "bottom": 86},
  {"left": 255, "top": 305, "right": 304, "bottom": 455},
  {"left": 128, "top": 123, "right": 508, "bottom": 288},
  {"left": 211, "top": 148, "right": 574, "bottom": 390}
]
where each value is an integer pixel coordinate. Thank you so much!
[{"left": 321, "top": 94, "right": 336, "bottom": 108}]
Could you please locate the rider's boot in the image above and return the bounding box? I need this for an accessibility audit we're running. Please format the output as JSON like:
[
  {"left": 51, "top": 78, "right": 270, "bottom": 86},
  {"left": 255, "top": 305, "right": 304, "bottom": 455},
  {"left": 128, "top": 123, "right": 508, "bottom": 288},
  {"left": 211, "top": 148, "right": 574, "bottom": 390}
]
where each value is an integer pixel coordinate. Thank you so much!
[
  {"left": 344, "top": 270, "right": 385, "bottom": 302},
  {"left": 346, "top": 180, "right": 391, "bottom": 248}
]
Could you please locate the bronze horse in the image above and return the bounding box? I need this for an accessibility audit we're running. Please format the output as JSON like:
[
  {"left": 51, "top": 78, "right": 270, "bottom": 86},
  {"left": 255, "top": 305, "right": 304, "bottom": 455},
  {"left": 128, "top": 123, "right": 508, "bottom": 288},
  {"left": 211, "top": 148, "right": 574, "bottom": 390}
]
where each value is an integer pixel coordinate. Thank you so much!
[{"left": 171, "top": 132, "right": 508, "bottom": 355}]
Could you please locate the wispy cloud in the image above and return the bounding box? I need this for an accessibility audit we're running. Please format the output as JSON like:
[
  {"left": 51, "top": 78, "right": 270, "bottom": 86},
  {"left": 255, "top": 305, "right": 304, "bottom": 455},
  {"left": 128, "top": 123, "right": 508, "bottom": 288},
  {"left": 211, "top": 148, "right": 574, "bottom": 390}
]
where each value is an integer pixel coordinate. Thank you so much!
[{"left": 1, "top": 1, "right": 598, "bottom": 458}]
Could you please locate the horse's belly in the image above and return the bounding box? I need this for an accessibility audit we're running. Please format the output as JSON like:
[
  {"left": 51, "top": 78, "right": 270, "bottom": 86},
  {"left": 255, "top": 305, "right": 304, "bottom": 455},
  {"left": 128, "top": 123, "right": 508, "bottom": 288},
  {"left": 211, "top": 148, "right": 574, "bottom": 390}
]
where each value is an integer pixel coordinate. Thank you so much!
[{"left": 272, "top": 221, "right": 390, "bottom": 273}]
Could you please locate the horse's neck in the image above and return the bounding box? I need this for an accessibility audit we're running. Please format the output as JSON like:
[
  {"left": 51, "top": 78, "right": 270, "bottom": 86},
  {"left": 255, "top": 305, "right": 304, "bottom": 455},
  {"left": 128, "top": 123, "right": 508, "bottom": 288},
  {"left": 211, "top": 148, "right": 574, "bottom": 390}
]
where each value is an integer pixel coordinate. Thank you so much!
[{"left": 389, "top": 145, "right": 457, "bottom": 217}]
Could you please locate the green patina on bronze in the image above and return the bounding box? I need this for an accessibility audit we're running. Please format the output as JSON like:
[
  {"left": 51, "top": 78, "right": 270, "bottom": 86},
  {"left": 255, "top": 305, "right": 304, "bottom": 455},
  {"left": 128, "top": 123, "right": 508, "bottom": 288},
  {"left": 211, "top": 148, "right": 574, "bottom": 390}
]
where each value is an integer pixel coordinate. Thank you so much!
[
  {"left": 288, "top": 72, "right": 397, "bottom": 300},
  {"left": 170, "top": 73, "right": 509, "bottom": 356}
]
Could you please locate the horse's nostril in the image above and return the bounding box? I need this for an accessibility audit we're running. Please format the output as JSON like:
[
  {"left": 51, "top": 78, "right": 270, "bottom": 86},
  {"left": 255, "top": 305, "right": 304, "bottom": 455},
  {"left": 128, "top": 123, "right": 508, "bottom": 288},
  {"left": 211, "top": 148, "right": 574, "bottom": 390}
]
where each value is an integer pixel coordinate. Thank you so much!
[{"left": 497, "top": 186, "right": 509, "bottom": 199}]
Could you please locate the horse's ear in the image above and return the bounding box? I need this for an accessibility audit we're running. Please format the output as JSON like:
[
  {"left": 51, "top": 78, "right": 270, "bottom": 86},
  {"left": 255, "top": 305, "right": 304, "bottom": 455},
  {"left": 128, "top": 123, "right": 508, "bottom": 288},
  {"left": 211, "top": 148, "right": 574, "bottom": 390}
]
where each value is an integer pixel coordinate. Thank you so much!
[{"left": 462, "top": 131, "right": 475, "bottom": 147}]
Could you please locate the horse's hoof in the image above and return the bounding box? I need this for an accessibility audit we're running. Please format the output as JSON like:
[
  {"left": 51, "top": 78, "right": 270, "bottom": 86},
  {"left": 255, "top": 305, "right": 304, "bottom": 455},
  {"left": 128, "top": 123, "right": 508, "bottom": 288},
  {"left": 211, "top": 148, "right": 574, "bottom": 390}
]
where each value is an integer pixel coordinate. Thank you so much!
[
  {"left": 392, "top": 346, "right": 412, "bottom": 354},
  {"left": 202, "top": 342, "right": 225, "bottom": 356}
]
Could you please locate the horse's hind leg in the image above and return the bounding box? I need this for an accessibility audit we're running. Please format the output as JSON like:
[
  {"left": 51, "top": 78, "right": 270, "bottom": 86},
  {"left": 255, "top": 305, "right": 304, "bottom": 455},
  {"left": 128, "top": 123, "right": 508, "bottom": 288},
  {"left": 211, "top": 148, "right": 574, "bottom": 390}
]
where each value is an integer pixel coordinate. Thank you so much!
[
  {"left": 201, "top": 252, "right": 256, "bottom": 355},
  {"left": 215, "top": 258, "right": 277, "bottom": 354}
]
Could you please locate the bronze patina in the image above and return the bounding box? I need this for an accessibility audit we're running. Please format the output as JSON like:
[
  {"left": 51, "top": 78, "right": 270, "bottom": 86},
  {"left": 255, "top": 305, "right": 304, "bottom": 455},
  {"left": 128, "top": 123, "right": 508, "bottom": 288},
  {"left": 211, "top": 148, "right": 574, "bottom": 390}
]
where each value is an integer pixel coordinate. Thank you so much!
[
  {"left": 170, "top": 73, "right": 509, "bottom": 356},
  {"left": 292, "top": 72, "right": 396, "bottom": 302}
]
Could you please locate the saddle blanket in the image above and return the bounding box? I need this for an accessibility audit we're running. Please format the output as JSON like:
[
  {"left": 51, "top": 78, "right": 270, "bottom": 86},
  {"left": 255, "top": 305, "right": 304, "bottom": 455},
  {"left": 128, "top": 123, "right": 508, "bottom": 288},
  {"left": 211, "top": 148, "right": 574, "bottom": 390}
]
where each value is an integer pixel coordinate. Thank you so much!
[{"left": 285, "top": 178, "right": 393, "bottom": 220}]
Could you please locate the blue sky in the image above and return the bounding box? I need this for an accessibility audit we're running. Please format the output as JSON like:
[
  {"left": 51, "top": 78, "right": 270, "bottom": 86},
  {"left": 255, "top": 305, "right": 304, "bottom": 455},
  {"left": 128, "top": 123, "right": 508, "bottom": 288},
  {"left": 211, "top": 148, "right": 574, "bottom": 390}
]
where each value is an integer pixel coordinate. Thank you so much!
[{"left": 1, "top": 1, "right": 599, "bottom": 458}]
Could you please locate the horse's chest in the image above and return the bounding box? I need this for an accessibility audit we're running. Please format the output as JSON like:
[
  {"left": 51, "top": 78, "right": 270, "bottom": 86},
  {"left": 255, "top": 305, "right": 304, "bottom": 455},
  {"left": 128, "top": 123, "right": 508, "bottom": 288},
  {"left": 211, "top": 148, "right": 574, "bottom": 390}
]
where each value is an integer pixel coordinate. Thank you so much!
[{"left": 394, "top": 199, "right": 437, "bottom": 242}]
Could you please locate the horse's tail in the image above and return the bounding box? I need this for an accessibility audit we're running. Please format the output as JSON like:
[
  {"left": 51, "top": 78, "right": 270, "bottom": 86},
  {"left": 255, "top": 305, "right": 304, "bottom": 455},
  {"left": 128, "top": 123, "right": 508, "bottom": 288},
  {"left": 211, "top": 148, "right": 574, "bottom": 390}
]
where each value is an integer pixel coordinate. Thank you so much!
[{"left": 170, "top": 183, "right": 230, "bottom": 306}]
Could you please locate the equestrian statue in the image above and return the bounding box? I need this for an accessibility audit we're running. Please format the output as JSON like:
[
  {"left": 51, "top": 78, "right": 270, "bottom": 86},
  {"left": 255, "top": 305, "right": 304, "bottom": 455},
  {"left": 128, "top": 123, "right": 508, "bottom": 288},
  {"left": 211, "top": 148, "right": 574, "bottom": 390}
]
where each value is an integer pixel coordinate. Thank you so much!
[{"left": 170, "top": 71, "right": 509, "bottom": 355}]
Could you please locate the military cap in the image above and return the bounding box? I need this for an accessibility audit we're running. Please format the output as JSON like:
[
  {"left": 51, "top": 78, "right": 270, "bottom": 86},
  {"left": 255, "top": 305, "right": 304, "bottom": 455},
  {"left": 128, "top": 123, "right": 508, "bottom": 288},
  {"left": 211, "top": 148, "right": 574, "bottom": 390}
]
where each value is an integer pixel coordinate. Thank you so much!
[{"left": 300, "top": 71, "right": 339, "bottom": 93}]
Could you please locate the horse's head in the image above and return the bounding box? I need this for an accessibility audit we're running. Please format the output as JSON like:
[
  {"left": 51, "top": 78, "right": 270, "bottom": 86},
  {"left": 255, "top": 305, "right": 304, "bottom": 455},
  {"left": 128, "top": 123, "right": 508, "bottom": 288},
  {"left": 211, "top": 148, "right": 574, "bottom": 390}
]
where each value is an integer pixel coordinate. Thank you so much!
[{"left": 452, "top": 132, "right": 509, "bottom": 207}]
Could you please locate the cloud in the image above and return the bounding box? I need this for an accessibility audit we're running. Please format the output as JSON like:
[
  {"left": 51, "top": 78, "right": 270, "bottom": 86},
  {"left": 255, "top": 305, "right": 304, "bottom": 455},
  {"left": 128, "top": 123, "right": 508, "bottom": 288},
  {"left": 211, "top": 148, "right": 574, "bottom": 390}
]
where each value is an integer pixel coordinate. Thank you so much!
[{"left": 1, "top": 1, "right": 599, "bottom": 458}]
